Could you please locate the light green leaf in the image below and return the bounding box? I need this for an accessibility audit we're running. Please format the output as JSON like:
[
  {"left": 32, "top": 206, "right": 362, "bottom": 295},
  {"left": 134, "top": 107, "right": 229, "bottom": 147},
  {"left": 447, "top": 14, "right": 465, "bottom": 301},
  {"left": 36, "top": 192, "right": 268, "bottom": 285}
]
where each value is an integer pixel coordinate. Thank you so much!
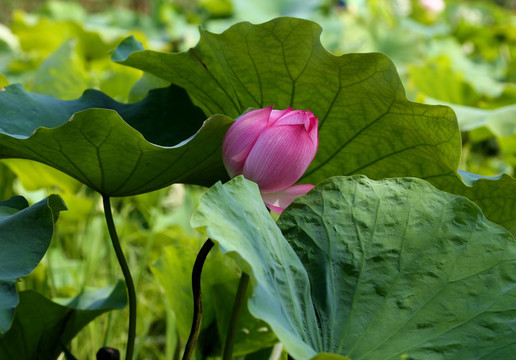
[
  {"left": 192, "top": 176, "right": 516, "bottom": 360},
  {"left": 425, "top": 98, "right": 516, "bottom": 137},
  {"left": 0, "top": 74, "right": 7, "bottom": 88},
  {"left": 191, "top": 176, "right": 311, "bottom": 358},
  {"left": 2, "top": 159, "right": 82, "bottom": 194},
  {"left": 0, "top": 281, "right": 126, "bottom": 359},
  {"left": 0, "top": 84, "right": 231, "bottom": 195},
  {"left": 0, "top": 195, "right": 67, "bottom": 334},
  {"left": 11, "top": 12, "right": 122, "bottom": 63},
  {"left": 30, "top": 40, "right": 92, "bottom": 100}
]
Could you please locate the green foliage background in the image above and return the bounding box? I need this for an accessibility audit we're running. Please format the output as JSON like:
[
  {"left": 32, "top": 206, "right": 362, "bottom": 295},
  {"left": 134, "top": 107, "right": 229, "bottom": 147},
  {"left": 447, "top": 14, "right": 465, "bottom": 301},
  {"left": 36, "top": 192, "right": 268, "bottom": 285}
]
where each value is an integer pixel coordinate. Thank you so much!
[{"left": 1, "top": 0, "right": 516, "bottom": 359}]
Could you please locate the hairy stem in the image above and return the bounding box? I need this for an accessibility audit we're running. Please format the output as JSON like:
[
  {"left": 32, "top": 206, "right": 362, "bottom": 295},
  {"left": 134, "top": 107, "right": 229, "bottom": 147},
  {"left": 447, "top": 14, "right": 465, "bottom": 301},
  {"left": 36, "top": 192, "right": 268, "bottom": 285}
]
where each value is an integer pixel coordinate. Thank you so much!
[
  {"left": 222, "top": 272, "right": 250, "bottom": 360},
  {"left": 102, "top": 195, "right": 137, "bottom": 360},
  {"left": 182, "top": 238, "right": 215, "bottom": 360}
]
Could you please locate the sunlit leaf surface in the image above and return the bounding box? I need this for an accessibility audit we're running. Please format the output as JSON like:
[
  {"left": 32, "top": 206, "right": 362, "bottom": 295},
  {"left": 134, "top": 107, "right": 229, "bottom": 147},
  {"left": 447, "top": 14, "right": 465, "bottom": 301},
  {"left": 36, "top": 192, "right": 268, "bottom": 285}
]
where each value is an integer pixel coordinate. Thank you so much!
[{"left": 112, "top": 17, "right": 516, "bottom": 234}]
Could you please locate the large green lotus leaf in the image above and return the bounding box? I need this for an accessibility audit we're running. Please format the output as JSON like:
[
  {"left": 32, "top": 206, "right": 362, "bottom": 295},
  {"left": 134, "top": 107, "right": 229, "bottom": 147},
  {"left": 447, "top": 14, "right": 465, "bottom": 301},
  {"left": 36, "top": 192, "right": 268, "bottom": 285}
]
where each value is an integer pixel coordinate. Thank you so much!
[
  {"left": 192, "top": 176, "right": 516, "bottom": 360},
  {"left": 112, "top": 17, "right": 516, "bottom": 235},
  {"left": 0, "top": 194, "right": 66, "bottom": 334},
  {"left": 0, "top": 84, "right": 232, "bottom": 195},
  {"left": 0, "top": 281, "right": 126, "bottom": 359}
]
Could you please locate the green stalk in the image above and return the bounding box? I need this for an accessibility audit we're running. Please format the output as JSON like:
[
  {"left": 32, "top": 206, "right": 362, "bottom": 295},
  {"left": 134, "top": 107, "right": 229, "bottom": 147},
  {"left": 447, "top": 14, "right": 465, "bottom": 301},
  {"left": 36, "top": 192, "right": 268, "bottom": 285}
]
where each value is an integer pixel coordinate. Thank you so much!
[
  {"left": 222, "top": 272, "right": 250, "bottom": 360},
  {"left": 182, "top": 238, "right": 215, "bottom": 360},
  {"left": 102, "top": 195, "right": 137, "bottom": 360},
  {"left": 103, "top": 311, "right": 113, "bottom": 347}
]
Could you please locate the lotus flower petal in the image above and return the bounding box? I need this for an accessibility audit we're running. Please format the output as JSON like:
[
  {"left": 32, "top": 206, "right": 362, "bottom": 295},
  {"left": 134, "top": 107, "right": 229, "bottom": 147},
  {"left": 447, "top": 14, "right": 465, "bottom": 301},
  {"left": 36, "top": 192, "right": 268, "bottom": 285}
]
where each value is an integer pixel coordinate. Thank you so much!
[
  {"left": 222, "top": 106, "right": 273, "bottom": 177},
  {"left": 243, "top": 123, "right": 317, "bottom": 193},
  {"left": 261, "top": 184, "right": 315, "bottom": 213}
]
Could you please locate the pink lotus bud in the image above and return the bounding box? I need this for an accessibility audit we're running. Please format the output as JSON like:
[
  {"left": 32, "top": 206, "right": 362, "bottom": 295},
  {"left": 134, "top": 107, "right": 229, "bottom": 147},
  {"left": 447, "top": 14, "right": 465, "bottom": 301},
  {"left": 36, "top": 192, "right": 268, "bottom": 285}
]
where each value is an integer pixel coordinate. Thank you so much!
[{"left": 222, "top": 105, "right": 318, "bottom": 213}]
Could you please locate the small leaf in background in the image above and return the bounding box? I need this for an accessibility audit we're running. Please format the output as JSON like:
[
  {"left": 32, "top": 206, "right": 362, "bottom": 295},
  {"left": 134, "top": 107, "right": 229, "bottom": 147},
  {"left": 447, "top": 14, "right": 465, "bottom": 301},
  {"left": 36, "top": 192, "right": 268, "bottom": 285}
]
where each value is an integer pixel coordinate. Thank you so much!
[
  {"left": 424, "top": 99, "right": 516, "bottom": 138},
  {"left": 0, "top": 281, "right": 126, "bottom": 360},
  {"left": 2, "top": 159, "right": 82, "bottom": 194},
  {"left": 0, "top": 74, "right": 7, "bottom": 88},
  {"left": 30, "top": 40, "right": 93, "bottom": 100},
  {"left": 0, "top": 194, "right": 67, "bottom": 334},
  {"left": 10, "top": 11, "right": 122, "bottom": 65},
  {"left": 408, "top": 57, "right": 481, "bottom": 106},
  {"left": 192, "top": 176, "right": 516, "bottom": 360}
]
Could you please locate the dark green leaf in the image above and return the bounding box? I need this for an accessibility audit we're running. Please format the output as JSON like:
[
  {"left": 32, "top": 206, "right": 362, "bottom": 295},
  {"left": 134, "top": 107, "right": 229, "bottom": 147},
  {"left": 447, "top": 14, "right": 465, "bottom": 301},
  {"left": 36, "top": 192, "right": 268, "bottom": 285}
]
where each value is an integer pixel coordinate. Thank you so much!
[
  {"left": 192, "top": 176, "right": 516, "bottom": 360},
  {"left": 0, "top": 194, "right": 66, "bottom": 334},
  {"left": 0, "top": 84, "right": 231, "bottom": 195},
  {"left": 0, "top": 281, "right": 126, "bottom": 360},
  {"left": 0, "top": 83, "right": 205, "bottom": 147}
]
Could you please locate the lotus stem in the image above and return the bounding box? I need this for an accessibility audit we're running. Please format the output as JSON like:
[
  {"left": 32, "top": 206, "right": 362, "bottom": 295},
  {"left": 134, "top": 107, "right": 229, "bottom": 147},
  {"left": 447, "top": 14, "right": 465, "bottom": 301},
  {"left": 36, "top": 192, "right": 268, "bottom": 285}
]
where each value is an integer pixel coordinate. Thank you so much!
[
  {"left": 102, "top": 195, "right": 137, "bottom": 360},
  {"left": 222, "top": 272, "right": 250, "bottom": 360},
  {"left": 182, "top": 238, "right": 215, "bottom": 360}
]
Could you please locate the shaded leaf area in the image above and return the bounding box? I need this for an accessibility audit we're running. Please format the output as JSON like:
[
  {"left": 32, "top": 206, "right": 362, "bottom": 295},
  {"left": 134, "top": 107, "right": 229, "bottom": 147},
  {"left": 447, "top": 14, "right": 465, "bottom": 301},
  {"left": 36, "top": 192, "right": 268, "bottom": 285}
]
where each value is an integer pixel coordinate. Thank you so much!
[
  {"left": 0, "top": 83, "right": 205, "bottom": 147},
  {"left": 0, "top": 194, "right": 66, "bottom": 334},
  {"left": 0, "top": 281, "right": 126, "bottom": 360},
  {"left": 192, "top": 176, "right": 516, "bottom": 360},
  {"left": 113, "top": 17, "right": 516, "bottom": 234},
  {"left": 152, "top": 240, "right": 277, "bottom": 358},
  {"left": 0, "top": 85, "right": 233, "bottom": 196}
]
